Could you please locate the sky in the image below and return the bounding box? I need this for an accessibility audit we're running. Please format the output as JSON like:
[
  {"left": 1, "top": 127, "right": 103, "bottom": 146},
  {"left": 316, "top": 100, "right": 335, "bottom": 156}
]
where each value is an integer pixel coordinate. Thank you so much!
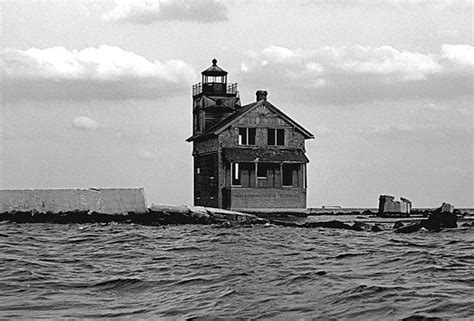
[{"left": 0, "top": 0, "right": 472, "bottom": 208}]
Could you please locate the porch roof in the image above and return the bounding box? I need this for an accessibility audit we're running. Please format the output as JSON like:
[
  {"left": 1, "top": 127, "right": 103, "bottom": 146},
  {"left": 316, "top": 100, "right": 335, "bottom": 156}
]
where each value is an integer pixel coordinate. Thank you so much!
[{"left": 223, "top": 148, "right": 309, "bottom": 163}]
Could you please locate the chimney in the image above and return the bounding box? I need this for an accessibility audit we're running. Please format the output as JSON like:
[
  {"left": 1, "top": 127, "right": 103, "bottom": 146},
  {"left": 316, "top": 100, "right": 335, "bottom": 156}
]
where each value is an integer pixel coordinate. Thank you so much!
[{"left": 256, "top": 90, "right": 268, "bottom": 101}]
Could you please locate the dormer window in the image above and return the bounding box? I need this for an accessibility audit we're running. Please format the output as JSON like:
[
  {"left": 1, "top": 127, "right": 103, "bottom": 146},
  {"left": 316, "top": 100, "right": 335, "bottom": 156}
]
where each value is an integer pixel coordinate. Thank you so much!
[
  {"left": 268, "top": 128, "right": 285, "bottom": 146},
  {"left": 239, "top": 128, "right": 256, "bottom": 145}
]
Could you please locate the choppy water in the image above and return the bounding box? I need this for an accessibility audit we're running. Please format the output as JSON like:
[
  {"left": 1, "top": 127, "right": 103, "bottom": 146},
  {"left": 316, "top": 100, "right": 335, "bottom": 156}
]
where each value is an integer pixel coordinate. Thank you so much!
[{"left": 1, "top": 221, "right": 473, "bottom": 320}]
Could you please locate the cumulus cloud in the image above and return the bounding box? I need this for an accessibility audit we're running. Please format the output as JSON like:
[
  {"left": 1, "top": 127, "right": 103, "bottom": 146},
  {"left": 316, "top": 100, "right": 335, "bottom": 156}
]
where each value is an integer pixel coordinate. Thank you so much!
[
  {"left": 72, "top": 116, "right": 103, "bottom": 130},
  {"left": 102, "top": 0, "right": 228, "bottom": 24},
  {"left": 239, "top": 44, "right": 473, "bottom": 104},
  {"left": 0, "top": 45, "right": 196, "bottom": 101},
  {"left": 441, "top": 44, "right": 474, "bottom": 67}
]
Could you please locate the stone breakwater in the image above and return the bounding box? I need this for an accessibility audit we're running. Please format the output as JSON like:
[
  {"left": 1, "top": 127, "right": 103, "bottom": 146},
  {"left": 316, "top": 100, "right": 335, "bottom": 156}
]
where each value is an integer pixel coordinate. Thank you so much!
[
  {"left": 1, "top": 202, "right": 472, "bottom": 234},
  {"left": 1, "top": 188, "right": 472, "bottom": 233},
  {"left": 0, "top": 204, "right": 265, "bottom": 226}
]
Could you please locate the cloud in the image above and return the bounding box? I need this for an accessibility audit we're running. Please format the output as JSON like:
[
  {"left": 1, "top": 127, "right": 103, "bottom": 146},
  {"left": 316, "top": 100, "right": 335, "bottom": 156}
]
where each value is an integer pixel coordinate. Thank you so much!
[
  {"left": 102, "top": 0, "right": 228, "bottom": 24},
  {"left": 300, "top": 0, "right": 472, "bottom": 9},
  {"left": 72, "top": 116, "right": 103, "bottom": 130},
  {"left": 441, "top": 44, "right": 474, "bottom": 67},
  {"left": 0, "top": 45, "right": 196, "bottom": 101},
  {"left": 238, "top": 44, "right": 473, "bottom": 104}
]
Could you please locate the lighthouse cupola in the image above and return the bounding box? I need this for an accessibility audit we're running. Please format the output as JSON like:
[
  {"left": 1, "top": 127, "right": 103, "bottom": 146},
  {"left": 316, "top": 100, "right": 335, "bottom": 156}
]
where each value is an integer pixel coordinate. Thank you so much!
[
  {"left": 201, "top": 58, "right": 228, "bottom": 95},
  {"left": 191, "top": 59, "right": 240, "bottom": 134}
]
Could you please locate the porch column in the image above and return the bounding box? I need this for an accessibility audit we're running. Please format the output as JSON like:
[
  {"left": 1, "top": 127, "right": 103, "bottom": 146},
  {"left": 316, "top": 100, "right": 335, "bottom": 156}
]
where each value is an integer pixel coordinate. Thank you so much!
[
  {"left": 303, "top": 164, "right": 307, "bottom": 188},
  {"left": 280, "top": 163, "right": 283, "bottom": 187},
  {"left": 255, "top": 162, "right": 258, "bottom": 187}
]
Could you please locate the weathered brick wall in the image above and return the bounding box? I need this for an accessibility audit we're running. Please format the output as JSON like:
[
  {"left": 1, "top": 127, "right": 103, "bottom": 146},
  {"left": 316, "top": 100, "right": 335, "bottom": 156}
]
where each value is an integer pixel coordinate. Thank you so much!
[
  {"left": 228, "top": 187, "right": 306, "bottom": 209},
  {"left": 0, "top": 188, "right": 147, "bottom": 214}
]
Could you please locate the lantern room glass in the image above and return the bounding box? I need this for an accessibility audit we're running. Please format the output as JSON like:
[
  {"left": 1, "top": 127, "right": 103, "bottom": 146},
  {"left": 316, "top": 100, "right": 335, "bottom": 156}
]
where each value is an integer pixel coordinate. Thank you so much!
[{"left": 202, "top": 75, "right": 227, "bottom": 84}]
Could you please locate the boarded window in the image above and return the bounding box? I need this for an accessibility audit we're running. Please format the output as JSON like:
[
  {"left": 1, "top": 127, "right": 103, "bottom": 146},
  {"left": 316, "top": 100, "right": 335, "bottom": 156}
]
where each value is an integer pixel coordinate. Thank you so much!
[{"left": 232, "top": 163, "right": 241, "bottom": 185}]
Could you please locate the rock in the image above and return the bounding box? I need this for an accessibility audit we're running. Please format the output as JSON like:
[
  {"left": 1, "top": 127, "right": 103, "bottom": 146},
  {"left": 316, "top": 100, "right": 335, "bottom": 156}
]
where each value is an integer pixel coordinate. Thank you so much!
[
  {"left": 401, "top": 314, "right": 442, "bottom": 321},
  {"left": 424, "top": 210, "right": 457, "bottom": 230},
  {"left": 393, "top": 221, "right": 404, "bottom": 229},
  {"left": 439, "top": 202, "right": 454, "bottom": 213},
  {"left": 305, "top": 220, "right": 357, "bottom": 231},
  {"left": 395, "top": 223, "right": 423, "bottom": 234},
  {"left": 352, "top": 221, "right": 372, "bottom": 231},
  {"left": 268, "top": 219, "right": 302, "bottom": 227},
  {"left": 395, "top": 208, "right": 458, "bottom": 233},
  {"left": 371, "top": 224, "right": 383, "bottom": 232},
  {"left": 204, "top": 207, "right": 266, "bottom": 225}
]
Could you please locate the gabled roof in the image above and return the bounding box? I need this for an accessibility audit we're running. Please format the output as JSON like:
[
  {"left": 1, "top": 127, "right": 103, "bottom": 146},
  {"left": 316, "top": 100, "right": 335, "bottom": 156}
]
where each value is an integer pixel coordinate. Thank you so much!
[{"left": 186, "top": 99, "right": 314, "bottom": 142}]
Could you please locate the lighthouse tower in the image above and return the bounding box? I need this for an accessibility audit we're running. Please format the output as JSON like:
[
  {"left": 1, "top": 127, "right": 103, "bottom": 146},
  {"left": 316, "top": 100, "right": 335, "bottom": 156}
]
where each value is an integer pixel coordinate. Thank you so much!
[{"left": 191, "top": 59, "right": 240, "bottom": 135}]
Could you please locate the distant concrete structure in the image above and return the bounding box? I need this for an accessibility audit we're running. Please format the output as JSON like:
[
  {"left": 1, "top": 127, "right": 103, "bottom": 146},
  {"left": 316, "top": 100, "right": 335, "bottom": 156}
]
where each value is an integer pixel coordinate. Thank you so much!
[
  {"left": 378, "top": 195, "right": 412, "bottom": 217},
  {"left": 0, "top": 188, "right": 147, "bottom": 214},
  {"left": 322, "top": 206, "right": 342, "bottom": 210}
]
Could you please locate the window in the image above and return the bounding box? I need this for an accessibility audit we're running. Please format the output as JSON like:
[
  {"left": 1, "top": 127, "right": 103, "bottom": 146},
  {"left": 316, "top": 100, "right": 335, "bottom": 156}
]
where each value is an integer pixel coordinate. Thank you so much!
[
  {"left": 277, "top": 129, "right": 285, "bottom": 145},
  {"left": 268, "top": 128, "right": 285, "bottom": 146},
  {"left": 282, "top": 164, "right": 293, "bottom": 186},
  {"left": 204, "top": 75, "right": 226, "bottom": 83},
  {"left": 195, "top": 157, "right": 200, "bottom": 174},
  {"left": 257, "top": 163, "right": 269, "bottom": 179},
  {"left": 239, "top": 128, "right": 256, "bottom": 145},
  {"left": 232, "top": 163, "right": 241, "bottom": 185}
]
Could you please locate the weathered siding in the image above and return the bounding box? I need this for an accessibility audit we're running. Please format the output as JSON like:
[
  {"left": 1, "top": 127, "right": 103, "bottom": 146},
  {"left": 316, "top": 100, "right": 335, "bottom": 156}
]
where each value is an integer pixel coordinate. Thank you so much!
[
  {"left": 193, "top": 138, "right": 219, "bottom": 155},
  {"left": 194, "top": 153, "right": 219, "bottom": 207},
  {"left": 219, "top": 125, "right": 305, "bottom": 150},
  {"left": 225, "top": 187, "right": 306, "bottom": 209},
  {"left": 205, "top": 111, "right": 234, "bottom": 130},
  {"left": 0, "top": 188, "right": 147, "bottom": 214}
]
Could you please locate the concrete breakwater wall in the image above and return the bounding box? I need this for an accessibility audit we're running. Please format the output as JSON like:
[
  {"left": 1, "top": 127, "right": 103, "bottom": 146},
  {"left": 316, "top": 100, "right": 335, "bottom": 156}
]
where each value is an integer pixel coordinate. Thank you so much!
[
  {"left": 0, "top": 189, "right": 264, "bottom": 225},
  {"left": 0, "top": 188, "right": 148, "bottom": 215}
]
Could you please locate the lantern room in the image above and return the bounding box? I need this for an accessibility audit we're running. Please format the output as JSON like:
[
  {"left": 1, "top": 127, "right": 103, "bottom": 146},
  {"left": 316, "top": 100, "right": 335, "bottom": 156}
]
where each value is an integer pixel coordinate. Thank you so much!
[{"left": 193, "top": 59, "right": 237, "bottom": 96}]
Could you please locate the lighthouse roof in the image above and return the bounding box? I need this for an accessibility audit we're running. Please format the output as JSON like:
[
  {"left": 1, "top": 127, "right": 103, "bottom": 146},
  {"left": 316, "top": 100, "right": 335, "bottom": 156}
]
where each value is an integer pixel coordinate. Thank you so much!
[{"left": 201, "top": 58, "right": 228, "bottom": 76}]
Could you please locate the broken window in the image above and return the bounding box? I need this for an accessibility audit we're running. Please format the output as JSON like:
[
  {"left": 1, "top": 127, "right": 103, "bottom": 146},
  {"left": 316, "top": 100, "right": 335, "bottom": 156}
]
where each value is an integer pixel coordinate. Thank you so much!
[
  {"left": 239, "top": 128, "right": 256, "bottom": 145},
  {"left": 268, "top": 128, "right": 285, "bottom": 146}
]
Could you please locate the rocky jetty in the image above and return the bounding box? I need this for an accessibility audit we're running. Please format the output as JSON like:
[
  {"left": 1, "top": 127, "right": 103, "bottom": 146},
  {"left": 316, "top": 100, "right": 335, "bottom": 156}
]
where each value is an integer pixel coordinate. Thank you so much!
[{"left": 395, "top": 203, "right": 458, "bottom": 233}]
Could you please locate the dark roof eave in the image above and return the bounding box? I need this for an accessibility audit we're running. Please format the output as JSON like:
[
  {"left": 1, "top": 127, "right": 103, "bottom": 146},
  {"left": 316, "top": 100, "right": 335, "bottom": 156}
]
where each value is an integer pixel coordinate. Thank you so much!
[{"left": 186, "top": 133, "right": 217, "bottom": 142}]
